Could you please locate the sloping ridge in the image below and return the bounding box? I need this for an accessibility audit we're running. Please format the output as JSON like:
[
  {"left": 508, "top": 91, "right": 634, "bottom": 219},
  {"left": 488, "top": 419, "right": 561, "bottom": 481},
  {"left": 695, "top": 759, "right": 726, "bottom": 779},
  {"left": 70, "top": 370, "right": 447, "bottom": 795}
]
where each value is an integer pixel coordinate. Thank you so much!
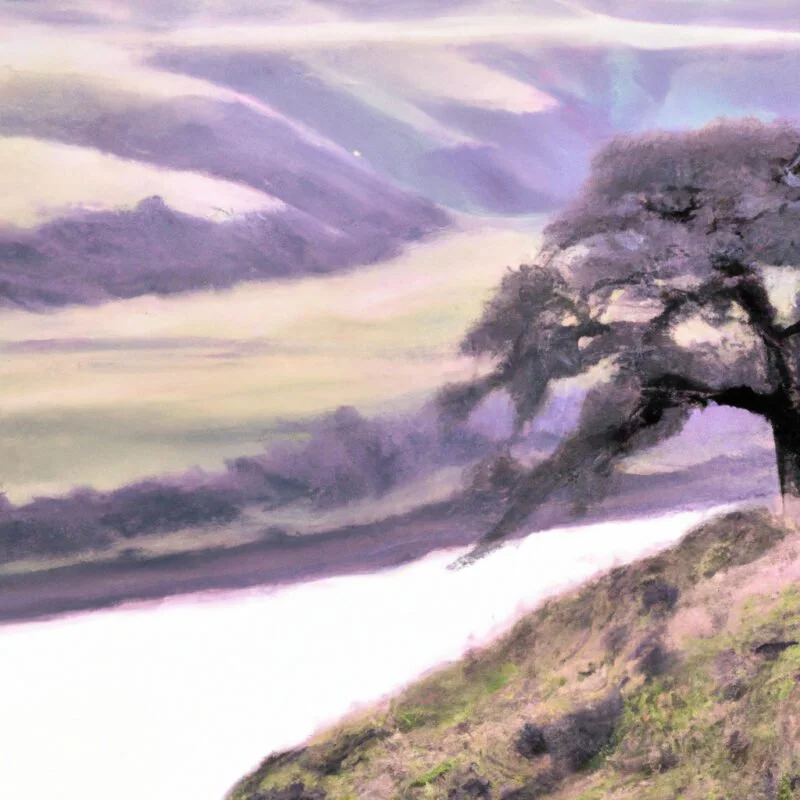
[
  {"left": 231, "top": 509, "right": 800, "bottom": 800},
  {"left": 0, "top": 80, "right": 449, "bottom": 307}
]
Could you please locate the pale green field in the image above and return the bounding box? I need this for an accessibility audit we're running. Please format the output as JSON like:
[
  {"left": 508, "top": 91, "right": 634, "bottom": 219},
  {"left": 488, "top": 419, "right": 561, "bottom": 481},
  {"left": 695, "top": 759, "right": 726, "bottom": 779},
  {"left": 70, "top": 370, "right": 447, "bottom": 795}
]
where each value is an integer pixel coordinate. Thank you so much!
[{"left": 0, "top": 220, "right": 543, "bottom": 503}]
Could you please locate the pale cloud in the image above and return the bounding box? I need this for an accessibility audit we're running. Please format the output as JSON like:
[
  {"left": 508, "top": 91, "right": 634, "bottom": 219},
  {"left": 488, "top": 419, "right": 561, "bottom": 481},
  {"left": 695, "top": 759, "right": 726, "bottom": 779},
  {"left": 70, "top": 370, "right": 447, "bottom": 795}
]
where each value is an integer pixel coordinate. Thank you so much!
[
  {"left": 308, "top": 46, "right": 557, "bottom": 115},
  {"left": 0, "top": 27, "right": 359, "bottom": 156},
  {"left": 760, "top": 265, "right": 800, "bottom": 326},
  {"left": 0, "top": 31, "right": 238, "bottom": 101},
  {"left": 671, "top": 316, "right": 742, "bottom": 350},
  {"left": 301, "top": 56, "right": 476, "bottom": 144},
  {"left": 0, "top": 137, "right": 285, "bottom": 227},
  {"left": 157, "top": 12, "right": 800, "bottom": 51},
  {"left": 6, "top": 8, "right": 796, "bottom": 156}
]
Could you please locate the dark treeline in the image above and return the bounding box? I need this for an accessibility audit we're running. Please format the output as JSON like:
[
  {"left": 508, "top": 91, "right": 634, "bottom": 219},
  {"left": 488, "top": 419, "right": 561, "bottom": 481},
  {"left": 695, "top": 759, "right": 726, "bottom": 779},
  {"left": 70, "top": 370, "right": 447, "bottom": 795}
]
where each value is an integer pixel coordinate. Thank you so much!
[
  {"left": 0, "top": 194, "right": 445, "bottom": 309},
  {"left": 0, "top": 405, "right": 494, "bottom": 562}
]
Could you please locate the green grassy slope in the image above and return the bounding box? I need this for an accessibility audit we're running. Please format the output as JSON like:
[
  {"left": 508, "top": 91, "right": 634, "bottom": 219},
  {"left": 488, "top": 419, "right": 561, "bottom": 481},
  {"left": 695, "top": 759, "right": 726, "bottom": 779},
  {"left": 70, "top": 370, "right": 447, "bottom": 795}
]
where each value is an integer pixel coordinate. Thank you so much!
[{"left": 230, "top": 510, "right": 800, "bottom": 800}]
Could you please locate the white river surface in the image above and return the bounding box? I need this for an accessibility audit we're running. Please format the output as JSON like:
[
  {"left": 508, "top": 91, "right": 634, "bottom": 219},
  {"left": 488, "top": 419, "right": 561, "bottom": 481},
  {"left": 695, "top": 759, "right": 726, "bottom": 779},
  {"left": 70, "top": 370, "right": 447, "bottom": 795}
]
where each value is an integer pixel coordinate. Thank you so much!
[{"left": 0, "top": 506, "right": 730, "bottom": 800}]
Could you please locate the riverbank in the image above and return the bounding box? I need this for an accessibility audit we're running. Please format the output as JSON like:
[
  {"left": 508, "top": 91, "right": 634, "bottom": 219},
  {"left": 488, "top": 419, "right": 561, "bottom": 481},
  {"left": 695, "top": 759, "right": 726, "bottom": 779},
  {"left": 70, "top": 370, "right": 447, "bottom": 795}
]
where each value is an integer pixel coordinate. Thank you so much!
[
  {"left": 0, "top": 457, "right": 774, "bottom": 626},
  {"left": 0, "top": 501, "right": 478, "bottom": 625},
  {"left": 0, "top": 507, "right": 728, "bottom": 800}
]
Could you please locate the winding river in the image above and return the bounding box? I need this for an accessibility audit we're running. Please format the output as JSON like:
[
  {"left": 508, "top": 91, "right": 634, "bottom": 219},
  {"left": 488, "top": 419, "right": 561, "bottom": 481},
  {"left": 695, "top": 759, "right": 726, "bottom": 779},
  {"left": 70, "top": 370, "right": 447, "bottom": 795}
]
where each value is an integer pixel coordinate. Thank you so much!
[{"left": 0, "top": 506, "right": 730, "bottom": 800}]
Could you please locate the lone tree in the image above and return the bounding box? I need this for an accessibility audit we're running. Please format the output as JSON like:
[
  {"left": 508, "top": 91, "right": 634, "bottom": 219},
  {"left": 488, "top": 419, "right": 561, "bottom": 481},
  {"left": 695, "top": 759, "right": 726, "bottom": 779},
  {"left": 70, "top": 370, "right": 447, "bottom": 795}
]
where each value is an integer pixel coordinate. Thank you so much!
[{"left": 442, "top": 119, "right": 800, "bottom": 561}]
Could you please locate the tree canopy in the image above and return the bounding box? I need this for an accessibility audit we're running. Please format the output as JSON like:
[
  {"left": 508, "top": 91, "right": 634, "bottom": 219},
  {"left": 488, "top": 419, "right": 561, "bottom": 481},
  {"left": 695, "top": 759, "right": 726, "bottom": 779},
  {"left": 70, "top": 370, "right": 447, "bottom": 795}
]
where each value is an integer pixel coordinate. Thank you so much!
[{"left": 442, "top": 119, "right": 800, "bottom": 563}]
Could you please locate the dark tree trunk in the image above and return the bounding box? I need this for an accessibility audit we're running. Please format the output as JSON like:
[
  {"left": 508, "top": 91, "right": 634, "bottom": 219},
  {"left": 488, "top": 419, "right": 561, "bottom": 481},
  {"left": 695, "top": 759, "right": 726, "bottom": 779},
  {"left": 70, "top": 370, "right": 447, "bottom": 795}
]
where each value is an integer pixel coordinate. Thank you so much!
[{"left": 772, "top": 418, "right": 800, "bottom": 523}]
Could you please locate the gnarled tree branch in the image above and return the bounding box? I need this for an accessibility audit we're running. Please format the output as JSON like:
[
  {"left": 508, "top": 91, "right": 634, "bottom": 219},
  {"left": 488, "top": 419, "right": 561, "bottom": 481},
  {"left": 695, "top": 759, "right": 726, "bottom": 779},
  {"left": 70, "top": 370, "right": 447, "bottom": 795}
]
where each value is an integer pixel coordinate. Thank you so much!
[
  {"left": 779, "top": 319, "right": 800, "bottom": 340},
  {"left": 452, "top": 380, "right": 684, "bottom": 567},
  {"left": 641, "top": 374, "right": 776, "bottom": 417},
  {"left": 451, "top": 372, "right": 775, "bottom": 568}
]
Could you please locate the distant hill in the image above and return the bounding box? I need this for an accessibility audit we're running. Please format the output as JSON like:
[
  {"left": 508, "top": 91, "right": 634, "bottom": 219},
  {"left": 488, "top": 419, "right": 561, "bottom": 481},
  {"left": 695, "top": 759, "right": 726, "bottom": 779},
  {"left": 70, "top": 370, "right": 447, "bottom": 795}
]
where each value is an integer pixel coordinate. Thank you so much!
[
  {"left": 3, "top": 3, "right": 800, "bottom": 306},
  {"left": 0, "top": 191, "right": 444, "bottom": 308},
  {"left": 0, "top": 80, "right": 447, "bottom": 307},
  {"left": 152, "top": 42, "right": 800, "bottom": 215}
]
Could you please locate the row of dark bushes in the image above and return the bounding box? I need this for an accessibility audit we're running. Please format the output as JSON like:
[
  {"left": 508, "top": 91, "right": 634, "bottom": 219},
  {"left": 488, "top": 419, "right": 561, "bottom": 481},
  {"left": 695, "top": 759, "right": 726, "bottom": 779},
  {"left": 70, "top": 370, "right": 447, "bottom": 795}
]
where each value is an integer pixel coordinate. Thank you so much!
[{"left": 0, "top": 405, "right": 495, "bottom": 561}]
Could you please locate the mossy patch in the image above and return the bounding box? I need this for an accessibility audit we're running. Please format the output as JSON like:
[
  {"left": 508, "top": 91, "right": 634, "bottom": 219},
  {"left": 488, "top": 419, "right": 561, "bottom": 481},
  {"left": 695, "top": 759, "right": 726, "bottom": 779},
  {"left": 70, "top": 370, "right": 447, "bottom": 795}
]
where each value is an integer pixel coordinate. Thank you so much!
[{"left": 409, "top": 759, "right": 458, "bottom": 788}]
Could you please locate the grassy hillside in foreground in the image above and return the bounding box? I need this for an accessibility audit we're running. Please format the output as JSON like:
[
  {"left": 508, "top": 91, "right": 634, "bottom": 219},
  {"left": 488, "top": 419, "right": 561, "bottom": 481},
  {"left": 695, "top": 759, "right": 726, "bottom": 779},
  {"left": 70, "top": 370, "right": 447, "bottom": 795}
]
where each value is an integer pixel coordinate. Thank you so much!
[{"left": 230, "top": 510, "right": 800, "bottom": 800}]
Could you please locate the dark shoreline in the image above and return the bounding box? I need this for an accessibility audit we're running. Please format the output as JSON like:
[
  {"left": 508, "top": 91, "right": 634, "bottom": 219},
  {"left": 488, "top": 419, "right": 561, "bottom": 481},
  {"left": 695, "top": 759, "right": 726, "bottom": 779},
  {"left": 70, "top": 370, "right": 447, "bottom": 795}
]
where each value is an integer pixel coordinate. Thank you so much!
[{"left": 0, "top": 502, "right": 483, "bottom": 626}]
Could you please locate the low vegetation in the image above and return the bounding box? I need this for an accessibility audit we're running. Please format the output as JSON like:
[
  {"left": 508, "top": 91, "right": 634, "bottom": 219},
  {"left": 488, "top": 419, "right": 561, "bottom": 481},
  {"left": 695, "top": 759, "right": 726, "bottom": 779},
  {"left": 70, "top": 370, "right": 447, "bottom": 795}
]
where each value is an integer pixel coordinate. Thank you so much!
[
  {"left": 230, "top": 509, "right": 800, "bottom": 800},
  {"left": 0, "top": 405, "right": 488, "bottom": 566}
]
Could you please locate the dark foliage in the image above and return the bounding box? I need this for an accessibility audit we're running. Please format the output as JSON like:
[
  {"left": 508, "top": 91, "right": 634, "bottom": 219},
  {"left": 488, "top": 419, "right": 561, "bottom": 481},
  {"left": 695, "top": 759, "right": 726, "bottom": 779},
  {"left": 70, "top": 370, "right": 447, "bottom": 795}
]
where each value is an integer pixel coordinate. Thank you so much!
[
  {"left": 254, "top": 405, "right": 485, "bottom": 510},
  {"left": 0, "top": 404, "right": 491, "bottom": 562},
  {"left": 461, "top": 452, "right": 526, "bottom": 517},
  {"left": 0, "top": 482, "right": 240, "bottom": 561},
  {"left": 720, "top": 679, "right": 749, "bottom": 702},
  {"left": 515, "top": 723, "right": 549, "bottom": 759},
  {"left": 253, "top": 783, "right": 326, "bottom": 800},
  {"left": 302, "top": 726, "right": 389, "bottom": 776},
  {"left": 507, "top": 690, "right": 623, "bottom": 800},
  {"left": 449, "top": 774, "right": 492, "bottom": 799},
  {"left": 544, "top": 690, "right": 623, "bottom": 771},
  {"left": 100, "top": 483, "right": 239, "bottom": 538},
  {"left": 726, "top": 730, "right": 750, "bottom": 765},
  {"left": 442, "top": 120, "right": 800, "bottom": 562},
  {"left": 603, "top": 624, "right": 631, "bottom": 658},
  {"left": 752, "top": 641, "right": 800, "bottom": 658},
  {"left": 641, "top": 579, "right": 680, "bottom": 612},
  {"left": 633, "top": 637, "right": 674, "bottom": 679},
  {"left": 0, "top": 516, "right": 113, "bottom": 561}
]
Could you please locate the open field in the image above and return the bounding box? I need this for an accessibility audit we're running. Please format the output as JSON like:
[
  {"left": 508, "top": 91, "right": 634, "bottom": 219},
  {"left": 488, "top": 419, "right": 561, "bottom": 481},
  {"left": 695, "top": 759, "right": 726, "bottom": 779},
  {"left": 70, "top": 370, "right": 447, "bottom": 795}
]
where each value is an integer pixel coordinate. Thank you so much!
[{"left": 0, "top": 221, "right": 542, "bottom": 503}]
